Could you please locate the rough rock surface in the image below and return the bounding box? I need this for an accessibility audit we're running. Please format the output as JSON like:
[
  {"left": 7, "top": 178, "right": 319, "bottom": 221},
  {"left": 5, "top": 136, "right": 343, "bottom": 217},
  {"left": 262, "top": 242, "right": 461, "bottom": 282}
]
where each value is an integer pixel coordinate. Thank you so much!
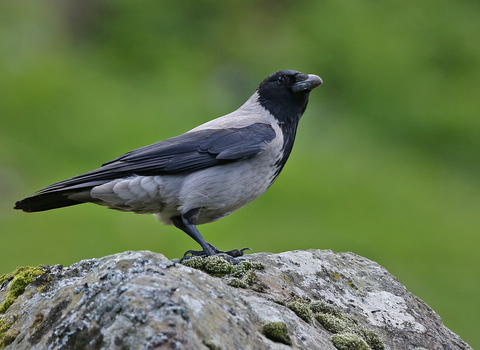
[{"left": 0, "top": 249, "right": 472, "bottom": 350}]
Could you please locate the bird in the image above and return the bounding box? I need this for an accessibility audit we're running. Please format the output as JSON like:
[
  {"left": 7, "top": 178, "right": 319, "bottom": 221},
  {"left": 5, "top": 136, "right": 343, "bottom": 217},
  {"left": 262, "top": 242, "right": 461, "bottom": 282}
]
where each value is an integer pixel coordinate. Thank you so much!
[{"left": 14, "top": 70, "right": 322, "bottom": 261}]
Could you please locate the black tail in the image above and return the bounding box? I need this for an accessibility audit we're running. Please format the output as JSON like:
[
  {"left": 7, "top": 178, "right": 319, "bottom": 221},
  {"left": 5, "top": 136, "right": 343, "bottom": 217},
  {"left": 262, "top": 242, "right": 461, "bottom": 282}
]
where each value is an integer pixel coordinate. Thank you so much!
[
  {"left": 14, "top": 191, "right": 86, "bottom": 213},
  {"left": 14, "top": 164, "right": 118, "bottom": 213},
  {"left": 14, "top": 154, "right": 143, "bottom": 213}
]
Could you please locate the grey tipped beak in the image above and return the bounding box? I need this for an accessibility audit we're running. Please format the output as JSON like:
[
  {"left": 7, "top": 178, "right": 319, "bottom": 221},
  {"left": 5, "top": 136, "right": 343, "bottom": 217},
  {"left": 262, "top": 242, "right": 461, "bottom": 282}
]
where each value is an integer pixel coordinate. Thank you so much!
[{"left": 291, "top": 74, "right": 323, "bottom": 93}]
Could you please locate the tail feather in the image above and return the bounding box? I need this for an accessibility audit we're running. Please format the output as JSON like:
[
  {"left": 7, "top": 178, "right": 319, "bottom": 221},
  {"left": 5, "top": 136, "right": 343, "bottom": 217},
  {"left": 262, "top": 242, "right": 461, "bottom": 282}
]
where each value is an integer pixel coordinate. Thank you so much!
[
  {"left": 15, "top": 171, "right": 112, "bottom": 213},
  {"left": 14, "top": 190, "right": 87, "bottom": 213}
]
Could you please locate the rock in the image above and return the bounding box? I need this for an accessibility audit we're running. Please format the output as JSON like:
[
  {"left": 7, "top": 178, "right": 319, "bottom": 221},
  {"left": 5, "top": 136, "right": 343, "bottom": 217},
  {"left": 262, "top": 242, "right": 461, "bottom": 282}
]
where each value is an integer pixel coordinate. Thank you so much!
[{"left": 0, "top": 249, "right": 472, "bottom": 349}]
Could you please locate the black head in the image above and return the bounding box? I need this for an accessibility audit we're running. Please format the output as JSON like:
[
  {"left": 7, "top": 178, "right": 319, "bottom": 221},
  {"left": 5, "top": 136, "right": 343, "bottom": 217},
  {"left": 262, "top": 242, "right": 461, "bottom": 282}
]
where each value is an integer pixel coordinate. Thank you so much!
[{"left": 257, "top": 70, "right": 322, "bottom": 124}]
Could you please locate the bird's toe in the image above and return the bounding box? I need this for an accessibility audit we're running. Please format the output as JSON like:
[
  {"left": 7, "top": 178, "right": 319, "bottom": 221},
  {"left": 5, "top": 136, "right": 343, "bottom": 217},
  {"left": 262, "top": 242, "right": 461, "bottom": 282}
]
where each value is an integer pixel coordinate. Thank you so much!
[{"left": 223, "top": 247, "right": 252, "bottom": 257}]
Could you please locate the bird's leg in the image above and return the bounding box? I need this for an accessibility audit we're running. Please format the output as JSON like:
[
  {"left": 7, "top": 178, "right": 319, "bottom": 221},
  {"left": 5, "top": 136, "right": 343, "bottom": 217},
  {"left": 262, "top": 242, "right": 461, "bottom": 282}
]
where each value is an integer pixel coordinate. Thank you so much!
[
  {"left": 171, "top": 208, "right": 215, "bottom": 257},
  {"left": 172, "top": 208, "right": 251, "bottom": 261}
]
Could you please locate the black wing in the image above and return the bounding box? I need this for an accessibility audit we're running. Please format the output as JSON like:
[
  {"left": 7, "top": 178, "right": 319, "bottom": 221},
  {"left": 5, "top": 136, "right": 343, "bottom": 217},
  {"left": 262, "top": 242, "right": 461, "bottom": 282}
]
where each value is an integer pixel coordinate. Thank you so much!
[{"left": 33, "top": 122, "right": 277, "bottom": 193}]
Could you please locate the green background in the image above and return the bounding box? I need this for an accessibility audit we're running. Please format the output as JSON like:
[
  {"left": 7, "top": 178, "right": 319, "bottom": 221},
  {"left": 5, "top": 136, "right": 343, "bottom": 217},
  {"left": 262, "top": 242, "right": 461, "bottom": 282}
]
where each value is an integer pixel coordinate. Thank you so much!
[{"left": 1, "top": 1, "right": 479, "bottom": 347}]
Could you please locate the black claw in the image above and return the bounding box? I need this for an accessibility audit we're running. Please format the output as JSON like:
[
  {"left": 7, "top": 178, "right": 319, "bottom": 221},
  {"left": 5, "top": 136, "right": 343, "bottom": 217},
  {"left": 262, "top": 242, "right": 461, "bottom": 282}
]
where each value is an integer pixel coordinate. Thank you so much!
[
  {"left": 182, "top": 250, "right": 205, "bottom": 258},
  {"left": 180, "top": 250, "right": 206, "bottom": 263},
  {"left": 223, "top": 247, "right": 251, "bottom": 258}
]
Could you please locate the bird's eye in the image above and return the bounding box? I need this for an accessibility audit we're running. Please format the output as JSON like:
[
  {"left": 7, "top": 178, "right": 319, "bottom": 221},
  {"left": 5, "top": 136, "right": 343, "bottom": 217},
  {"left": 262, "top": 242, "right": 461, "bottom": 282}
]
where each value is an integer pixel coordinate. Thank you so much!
[{"left": 277, "top": 76, "right": 286, "bottom": 85}]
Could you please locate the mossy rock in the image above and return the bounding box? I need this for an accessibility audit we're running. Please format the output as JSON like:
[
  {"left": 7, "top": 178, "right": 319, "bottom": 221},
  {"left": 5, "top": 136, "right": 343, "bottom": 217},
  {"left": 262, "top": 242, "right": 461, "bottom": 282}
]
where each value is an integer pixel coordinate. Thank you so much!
[
  {"left": 182, "top": 256, "right": 263, "bottom": 288},
  {"left": 261, "top": 321, "right": 292, "bottom": 346},
  {"left": 331, "top": 332, "right": 370, "bottom": 350},
  {"left": 0, "top": 317, "right": 18, "bottom": 349},
  {"left": 282, "top": 297, "right": 314, "bottom": 324},
  {"left": 0, "top": 266, "right": 44, "bottom": 314}
]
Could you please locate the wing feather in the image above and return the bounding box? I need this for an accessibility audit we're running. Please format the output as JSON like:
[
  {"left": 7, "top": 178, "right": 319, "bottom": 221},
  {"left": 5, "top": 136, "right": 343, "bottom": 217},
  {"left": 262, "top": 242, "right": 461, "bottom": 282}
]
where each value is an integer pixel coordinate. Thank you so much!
[{"left": 33, "top": 122, "right": 276, "bottom": 194}]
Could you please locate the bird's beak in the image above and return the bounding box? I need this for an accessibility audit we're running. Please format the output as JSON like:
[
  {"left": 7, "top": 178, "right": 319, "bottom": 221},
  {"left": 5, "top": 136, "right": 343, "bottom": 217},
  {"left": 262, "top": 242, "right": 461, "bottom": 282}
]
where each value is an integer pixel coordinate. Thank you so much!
[{"left": 291, "top": 74, "right": 323, "bottom": 93}]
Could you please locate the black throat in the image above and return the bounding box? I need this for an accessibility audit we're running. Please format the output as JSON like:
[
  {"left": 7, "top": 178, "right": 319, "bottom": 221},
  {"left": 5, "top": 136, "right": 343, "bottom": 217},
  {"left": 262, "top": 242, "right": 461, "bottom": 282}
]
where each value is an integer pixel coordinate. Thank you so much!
[{"left": 257, "top": 90, "right": 311, "bottom": 183}]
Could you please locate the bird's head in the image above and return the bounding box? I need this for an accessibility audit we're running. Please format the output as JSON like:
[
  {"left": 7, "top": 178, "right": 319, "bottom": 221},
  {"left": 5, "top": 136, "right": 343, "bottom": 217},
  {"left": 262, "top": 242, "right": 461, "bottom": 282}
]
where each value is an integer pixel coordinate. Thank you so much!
[{"left": 256, "top": 70, "right": 322, "bottom": 123}]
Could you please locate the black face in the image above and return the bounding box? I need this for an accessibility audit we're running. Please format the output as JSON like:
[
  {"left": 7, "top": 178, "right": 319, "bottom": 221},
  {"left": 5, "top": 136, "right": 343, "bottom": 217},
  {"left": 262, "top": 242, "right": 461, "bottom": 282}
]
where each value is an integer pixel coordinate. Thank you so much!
[
  {"left": 256, "top": 70, "right": 319, "bottom": 125},
  {"left": 258, "top": 70, "right": 310, "bottom": 95}
]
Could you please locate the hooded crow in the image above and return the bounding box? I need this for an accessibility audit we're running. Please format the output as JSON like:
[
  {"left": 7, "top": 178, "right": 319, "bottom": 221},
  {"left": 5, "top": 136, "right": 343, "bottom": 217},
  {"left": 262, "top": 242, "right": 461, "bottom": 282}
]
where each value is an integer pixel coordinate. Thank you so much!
[{"left": 14, "top": 70, "right": 322, "bottom": 260}]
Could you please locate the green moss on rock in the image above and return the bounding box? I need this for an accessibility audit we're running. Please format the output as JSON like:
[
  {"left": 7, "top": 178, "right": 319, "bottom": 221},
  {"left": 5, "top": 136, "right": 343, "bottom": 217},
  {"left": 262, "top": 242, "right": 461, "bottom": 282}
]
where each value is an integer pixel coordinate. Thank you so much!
[
  {"left": 202, "top": 339, "right": 222, "bottom": 350},
  {"left": 182, "top": 257, "right": 263, "bottom": 288},
  {"left": 228, "top": 261, "right": 261, "bottom": 288},
  {"left": 226, "top": 277, "right": 249, "bottom": 288},
  {"left": 310, "top": 300, "right": 342, "bottom": 316},
  {"left": 313, "top": 302, "right": 384, "bottom": 350},
  {"left": 0, "top": 267, "right": 35, "bottom": 285},
  {"left": 203, "top": 256, "right": 235, "bottom": 276},
  {"left": 0, "top": 266, "right": 44, "bottom": 314},
  {"left": 261, "top": 321, "right": 292, "bottom": 345},
  {"left": 315, "top": 313, "right": 352, "bottom": 333},
  {"left": 285, "top": 299, "right": 314, "bottom": 324},
  {"left": 181, "top": 256, "right": 205, "bottom": 270},
  {"left": 0, "top": 328, "right": 19, "bottom": 349},
  {"left": 231, "top": 261, "right": 263, "bottom": 277},
  {"left": 331, "top": 332, "right": 370, "bottom": 350},
  {"left": 0, "top": 317, "right": 18, "bottom": 349},
  {"left": 360, "top": 329, "right": 384, "bottom": 350},
  {"left": 242, "top": 269, "right": 257, "bottom": 284}
]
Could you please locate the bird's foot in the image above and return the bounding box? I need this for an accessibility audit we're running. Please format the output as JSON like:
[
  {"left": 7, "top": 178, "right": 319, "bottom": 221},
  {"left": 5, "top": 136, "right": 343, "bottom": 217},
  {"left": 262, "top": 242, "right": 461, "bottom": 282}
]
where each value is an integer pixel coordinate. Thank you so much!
[{"left": 180, "top": 245, "right": 251, "bottom": 264}]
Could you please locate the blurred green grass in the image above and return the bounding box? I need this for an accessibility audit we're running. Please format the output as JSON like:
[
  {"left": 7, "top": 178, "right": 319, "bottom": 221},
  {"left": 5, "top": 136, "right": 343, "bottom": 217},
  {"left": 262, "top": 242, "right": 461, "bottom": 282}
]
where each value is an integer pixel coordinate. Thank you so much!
[{"left": 1, "top": 1, "right": 479, "bottom": 347}]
